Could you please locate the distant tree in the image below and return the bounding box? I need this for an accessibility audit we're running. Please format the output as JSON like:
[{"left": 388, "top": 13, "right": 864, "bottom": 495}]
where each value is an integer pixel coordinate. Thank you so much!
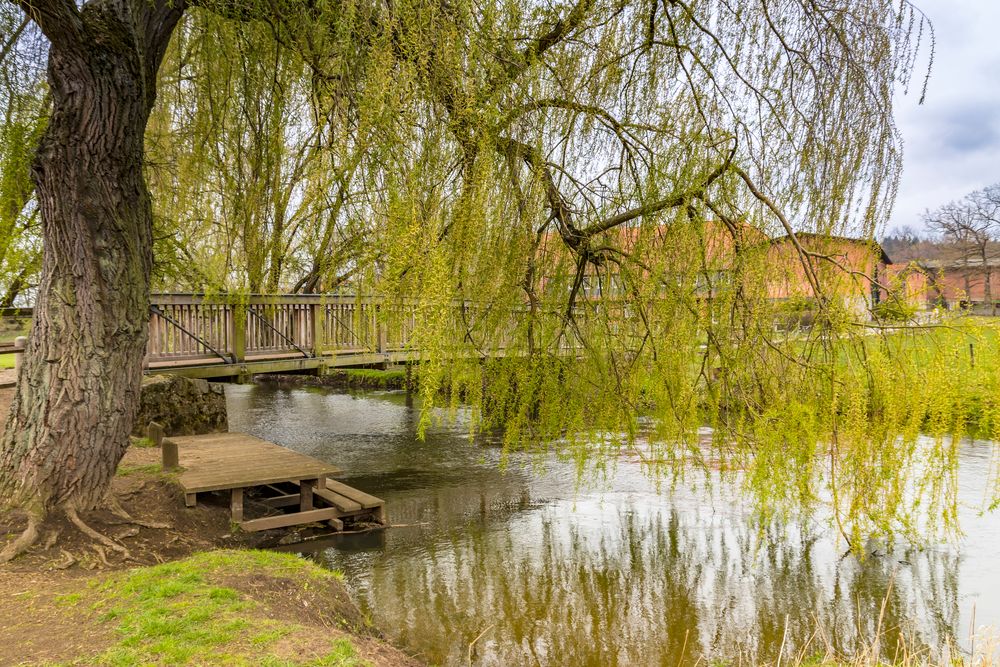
[
  {"left": 881, "top": 225, "right": 926, "bottom": 262},
  {"left": 923, "top": 183, "right": 1000, "bottom": 311}
]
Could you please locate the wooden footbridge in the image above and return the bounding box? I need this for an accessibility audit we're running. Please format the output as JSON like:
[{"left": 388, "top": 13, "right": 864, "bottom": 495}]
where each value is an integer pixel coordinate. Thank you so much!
[{"left": 5, "top": 293, "right": 572, "bottom": 382}]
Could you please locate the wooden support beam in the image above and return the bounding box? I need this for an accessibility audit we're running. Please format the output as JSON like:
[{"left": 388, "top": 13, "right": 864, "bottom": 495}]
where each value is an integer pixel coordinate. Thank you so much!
[
  {"left": 231, "top": 487, "right": 244, "bottom": 522},
  {"left": 300, "top": 479, "right": 315, "bottom": 511},
  {"left": 239, "top": 508, "right": 339, "bottom": 532},
  {"left": 185, "top": 493, "right": 197, "bottom": 508},
  {"left": 260, "top": 493, "right": 301, "bottom": 509}
]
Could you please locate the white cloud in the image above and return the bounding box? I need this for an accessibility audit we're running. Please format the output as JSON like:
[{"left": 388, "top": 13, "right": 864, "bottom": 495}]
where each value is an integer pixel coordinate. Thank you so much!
[{"left": 888, "top": 0, "right": 1000, "bottom": 233}]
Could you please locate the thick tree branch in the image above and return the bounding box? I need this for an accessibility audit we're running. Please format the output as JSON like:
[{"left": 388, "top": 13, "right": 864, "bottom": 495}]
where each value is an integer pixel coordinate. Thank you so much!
[{"left": 11, "top": 0, "right": 83, "bottom": 46}]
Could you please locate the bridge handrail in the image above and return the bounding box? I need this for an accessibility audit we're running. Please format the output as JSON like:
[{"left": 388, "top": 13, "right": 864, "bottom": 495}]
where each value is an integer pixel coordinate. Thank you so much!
[{"left": 6, "top": 292, "right": 539, "bottom": 370}]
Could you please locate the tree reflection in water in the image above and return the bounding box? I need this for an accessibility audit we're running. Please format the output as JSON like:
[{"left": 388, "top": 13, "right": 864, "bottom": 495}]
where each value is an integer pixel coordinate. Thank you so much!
[{"left": 234, "top": 385, "right": 981, "bottom": 666}]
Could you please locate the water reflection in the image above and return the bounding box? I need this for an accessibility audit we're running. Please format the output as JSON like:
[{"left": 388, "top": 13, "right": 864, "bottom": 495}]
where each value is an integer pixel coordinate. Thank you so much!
[{"left": 226, "top": 384, "right": 997, "bottom": 666}]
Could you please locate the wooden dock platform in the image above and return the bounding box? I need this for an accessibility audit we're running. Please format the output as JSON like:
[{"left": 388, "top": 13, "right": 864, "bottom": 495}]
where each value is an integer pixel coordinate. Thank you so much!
[{"left": 160, "top": 430, "right": 386, "bottom": 533}]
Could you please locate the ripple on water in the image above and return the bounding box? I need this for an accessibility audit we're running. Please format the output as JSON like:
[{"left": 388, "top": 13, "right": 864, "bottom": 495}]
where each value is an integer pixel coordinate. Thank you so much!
[{"left": 227, "top": 383, "right": 1000, "bottom": 666}]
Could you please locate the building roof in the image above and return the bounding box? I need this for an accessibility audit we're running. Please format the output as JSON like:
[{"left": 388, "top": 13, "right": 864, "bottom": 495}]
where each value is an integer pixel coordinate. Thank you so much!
[{"left": 769, "top": 232, "right": 892, "bottom": 265}]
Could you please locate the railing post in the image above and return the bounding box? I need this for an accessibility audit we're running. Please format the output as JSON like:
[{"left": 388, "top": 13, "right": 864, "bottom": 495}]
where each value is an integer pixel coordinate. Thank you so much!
[
  {"left": 231, "top": 302, "right": 246, "bottom": 363},
  {"left": 311, "top": 303, "right": 323, "bottom": 358},
  {"left": 13, "top": 336, "right": 26, "bottom": 375},
  {"left": 376, "top": 304, "right": 386, "bottom": 354}
]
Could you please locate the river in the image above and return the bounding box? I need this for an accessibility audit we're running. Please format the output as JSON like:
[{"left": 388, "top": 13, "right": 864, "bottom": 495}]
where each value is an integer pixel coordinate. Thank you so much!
[{"left": 225, "top": 383, "right": 1000, "bottom": 666}]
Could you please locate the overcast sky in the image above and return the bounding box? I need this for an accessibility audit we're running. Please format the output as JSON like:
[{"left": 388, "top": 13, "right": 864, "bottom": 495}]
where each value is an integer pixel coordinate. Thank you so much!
[{"left": 888, "top": 0, "right": 1000, "bottom": 234}]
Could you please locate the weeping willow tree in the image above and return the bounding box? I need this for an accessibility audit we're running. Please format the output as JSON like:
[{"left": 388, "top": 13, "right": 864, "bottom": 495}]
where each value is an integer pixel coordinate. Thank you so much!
[
  {"left": 146, "top": 12, "right": 382, "bottom": 293},
  {"left": 1, "top": 0, "right": 991, "bottom": 563},
  {"left": 0, "top": 9, "right": 45, "bottom": 307}
]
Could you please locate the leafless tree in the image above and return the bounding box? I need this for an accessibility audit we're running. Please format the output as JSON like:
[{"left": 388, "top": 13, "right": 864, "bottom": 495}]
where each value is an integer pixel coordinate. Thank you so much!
[{"left": 923, "top": 183, "right": 1000, "bottom": 312}]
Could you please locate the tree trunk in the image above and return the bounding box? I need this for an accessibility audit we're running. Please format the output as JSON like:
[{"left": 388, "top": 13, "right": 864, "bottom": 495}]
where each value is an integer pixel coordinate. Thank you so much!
[{"left": 0, "top": 2, "right": 181, "bottom": 518}]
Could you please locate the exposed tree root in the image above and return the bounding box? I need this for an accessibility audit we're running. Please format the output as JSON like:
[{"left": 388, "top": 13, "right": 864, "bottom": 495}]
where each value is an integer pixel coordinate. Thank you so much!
[
  {"left": 114, "top": 526, "right": 140, "bottom": 541},
  {"left": 0, "top": 511, "right": 42, "bottom": 564},
  {"left": 40, "top": 527, "right": 61, "bottom": 551},
  {"left": 52, "top": 549, "right": 77, "bottom": 570},
  {"left": 66, "top": 507, "right": 131, "bottom": 559},
  {"left": 91, "top": 544, "right": 113, "bottom": 568},
  {"left": 107, "top": 495, "right": 171, "bottom": 529}
]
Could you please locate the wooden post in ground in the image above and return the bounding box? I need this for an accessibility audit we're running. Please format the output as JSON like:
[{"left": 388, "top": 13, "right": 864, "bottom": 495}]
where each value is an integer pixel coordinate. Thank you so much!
[
  {"left": 150, "top": 422, "right": 178, "bottom": 471},
  {"left": 13, "top": 336, "right": 25, "bottom": 375}
]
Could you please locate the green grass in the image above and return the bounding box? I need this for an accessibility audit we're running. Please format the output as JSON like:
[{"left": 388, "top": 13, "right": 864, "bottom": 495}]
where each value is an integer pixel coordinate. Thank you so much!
[
  {"left": 0, "top": 352, "right": 15, "bottom": 369},
  {"left": 62, "top": 550, "right": 364, "bottom": 666},
  {"left": 115, "top": 462, "right": 163, "bottom": 477},
  {"left": 338, "top": 368, "right": 407, "bottom": 388},
  {"left": 129, "top": 436, "right": 158, "bottom": 448}
]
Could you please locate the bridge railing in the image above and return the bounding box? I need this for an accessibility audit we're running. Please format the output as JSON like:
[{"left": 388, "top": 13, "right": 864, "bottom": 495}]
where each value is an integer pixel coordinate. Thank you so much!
[
  {"left": 145, "top": 294, "right": 433, "bottom": 368},
  {"left": 10, "top": 294, "right": 531, "bottom": 372}
]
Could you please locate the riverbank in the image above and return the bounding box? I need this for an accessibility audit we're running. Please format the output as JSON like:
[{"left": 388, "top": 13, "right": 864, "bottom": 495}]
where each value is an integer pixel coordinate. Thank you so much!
[
  {"left": 0, "top": 387, "right": 422, "bottom": 666},
  {"left": 0, "top": 549, "right": 422, "bottom": 665}
]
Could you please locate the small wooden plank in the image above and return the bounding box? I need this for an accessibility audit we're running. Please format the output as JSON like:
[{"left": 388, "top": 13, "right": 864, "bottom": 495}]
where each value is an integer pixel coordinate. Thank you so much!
[
  {"left": 185, "top": 493, "right": 197, "bottom": 508},
  {"left": 325, "top": 479, "right": 384, "bottom": 509},
  {"left": 328, "top": 518, "right": 344, "bottom": 531},
  {"left": 314, "top": 486, "right": 362, "bottom": 512},
  {"left": 239, "top": 508, "right": 339, "bottom": 532},
  {"left": 231, "top": 487, "right": 244, "bottom": 522}
]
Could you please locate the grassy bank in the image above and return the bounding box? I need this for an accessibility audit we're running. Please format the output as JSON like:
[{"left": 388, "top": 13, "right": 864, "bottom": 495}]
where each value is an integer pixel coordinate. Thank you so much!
[
  {"left": 255, "top": 369, "right": 409, "bottom": 391},
  {"left": 3, "top": 549, "right": 420, "bottom": 666}
]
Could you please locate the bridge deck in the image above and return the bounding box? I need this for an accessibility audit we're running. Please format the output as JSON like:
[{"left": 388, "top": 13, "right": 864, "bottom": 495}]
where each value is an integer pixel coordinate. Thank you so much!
[{"left": 166, "top": 432, "right": 385, "bottom": 533}]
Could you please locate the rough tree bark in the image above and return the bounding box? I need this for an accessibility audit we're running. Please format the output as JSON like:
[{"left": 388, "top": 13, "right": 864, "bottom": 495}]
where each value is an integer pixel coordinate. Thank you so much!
[{"left": 0, "top": 0, "right": 183, "bottom": 559}]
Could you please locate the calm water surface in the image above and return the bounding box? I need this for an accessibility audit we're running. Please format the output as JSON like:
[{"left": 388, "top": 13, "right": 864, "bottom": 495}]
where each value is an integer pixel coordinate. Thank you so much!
[{"left": 225, "top": 384, "right": 1000, "bottom": 666}]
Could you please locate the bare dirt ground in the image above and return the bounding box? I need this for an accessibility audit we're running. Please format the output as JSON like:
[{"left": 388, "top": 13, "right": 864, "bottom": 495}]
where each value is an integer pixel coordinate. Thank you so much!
[
  {"left": 0, "top": 386, "right": 422, "bottom": 666},
  {"left": 0, "top": 386, "right": 259, "bottom": 575}
]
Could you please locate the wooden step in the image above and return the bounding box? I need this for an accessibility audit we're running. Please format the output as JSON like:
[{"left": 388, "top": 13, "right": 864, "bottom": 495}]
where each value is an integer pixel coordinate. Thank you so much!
[
  {"left": 314, "top": 486, "right": 362, "bottom": 512},
  {"left": 325, "top": 479, "right": 384, "bottom": 509}
]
